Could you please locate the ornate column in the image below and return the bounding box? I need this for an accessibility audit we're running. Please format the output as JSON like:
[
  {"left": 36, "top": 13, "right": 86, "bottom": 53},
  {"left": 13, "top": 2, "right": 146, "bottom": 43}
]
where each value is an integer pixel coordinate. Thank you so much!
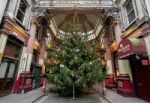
[
  {"left": 26, "top": 19, "right": 37, "bottom": 72},
  {"left": 105, "top": 46, "right": 116, "bottom": 88},
  {"left": 114, "top": 18, "right": 122, "bottom": 43},
  {"left": 38, "top": 37, "right": 46, "bottom": 66},
  {"left": 38, "top": 29, "right": 47, "bottom": 74}
]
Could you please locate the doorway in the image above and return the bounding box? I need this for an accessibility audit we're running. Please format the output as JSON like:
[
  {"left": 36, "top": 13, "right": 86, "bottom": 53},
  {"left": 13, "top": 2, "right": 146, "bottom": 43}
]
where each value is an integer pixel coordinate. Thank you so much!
[
  {"left": 135, "top": 59, "right": 150, "bottom": 101},
  {"left": 0, "top": 59, "right": 18, "bottom": 95}
]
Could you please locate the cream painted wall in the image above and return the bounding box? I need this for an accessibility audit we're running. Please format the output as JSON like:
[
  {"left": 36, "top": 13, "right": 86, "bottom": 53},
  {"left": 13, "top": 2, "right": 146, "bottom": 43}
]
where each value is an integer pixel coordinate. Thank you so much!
[
  {"left": 145, "top": 0, "right": 150, "bottom": 18},
  {"left": 144, "top": 35, "right": 150, "bottom": 61},
  {"left": 0, "top": 0, "right": 8, "bottom": 23},
  {"left": 39, "top": 59, "right": 44, "bottom": 65},
  {"left": 0, "top": 34, "right": 8, "bottom": 62},
  {"left": 17, "top": 46, "right": 27, "bottom": 78},
  {"left": 5, "top": 0, "right": 19, "bottom": 19},
  {"left": 118, "top": 60, "right": 133, "bottom": 81},
  {"left": 106, "top": 60, "right": 113, "bottom": 74},
  {"left": 25, "top": 54, "right": 33, "bottom": 72}
]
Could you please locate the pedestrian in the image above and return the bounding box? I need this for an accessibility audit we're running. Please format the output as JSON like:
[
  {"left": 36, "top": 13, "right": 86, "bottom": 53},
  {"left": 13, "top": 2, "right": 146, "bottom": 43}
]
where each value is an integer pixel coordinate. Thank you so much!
[{"left": 42, "top": 74, "right": 47, "bottom": 93}]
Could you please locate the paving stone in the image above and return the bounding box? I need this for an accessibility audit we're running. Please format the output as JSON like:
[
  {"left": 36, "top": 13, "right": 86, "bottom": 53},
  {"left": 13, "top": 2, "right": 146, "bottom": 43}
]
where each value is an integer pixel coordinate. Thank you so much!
[{"left": 43, "top": 94, "right": 101, "bottom": 103}]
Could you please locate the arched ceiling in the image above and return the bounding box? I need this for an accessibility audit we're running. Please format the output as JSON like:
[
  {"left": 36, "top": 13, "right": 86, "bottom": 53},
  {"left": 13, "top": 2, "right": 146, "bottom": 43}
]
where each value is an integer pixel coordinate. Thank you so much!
[
  {"left": 33, "top": 0, "right": 119, "bottom": 40},
  {"left": 54, "top": 13, "right": 98, "bottom": 32},
  {"left": 51, "top": 13, "right": 103, "bottom": 34}
]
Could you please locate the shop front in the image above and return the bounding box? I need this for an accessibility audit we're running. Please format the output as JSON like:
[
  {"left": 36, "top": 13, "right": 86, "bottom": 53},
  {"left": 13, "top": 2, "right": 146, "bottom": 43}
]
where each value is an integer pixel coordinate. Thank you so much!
[
  {"left": 0, "top": 17, "right": 29, "bottom": 95},
  {"left": 0, "top": 36, "right": 23, "bottom": 96},
  {"left": 117, "top": 38, "right": 150, "bottom": 101}
]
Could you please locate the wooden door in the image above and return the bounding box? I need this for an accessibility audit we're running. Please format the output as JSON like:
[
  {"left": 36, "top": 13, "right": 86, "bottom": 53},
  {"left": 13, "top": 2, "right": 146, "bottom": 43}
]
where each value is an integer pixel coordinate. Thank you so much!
[{"left": 135, "top": 60, "right": 150, "bottom": 101}]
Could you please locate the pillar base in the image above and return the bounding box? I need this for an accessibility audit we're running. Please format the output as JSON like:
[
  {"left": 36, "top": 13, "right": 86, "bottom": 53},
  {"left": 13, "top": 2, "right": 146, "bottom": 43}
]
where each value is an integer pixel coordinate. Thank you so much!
[
  {"left": 13, "top": 72, "right": 33, "bottom": 94},
  {"left": 106, "top": 74, "right": 117, "bottom": 89},
  {"left": 117, "top": 75, "right": 135, "bottom": 97}
]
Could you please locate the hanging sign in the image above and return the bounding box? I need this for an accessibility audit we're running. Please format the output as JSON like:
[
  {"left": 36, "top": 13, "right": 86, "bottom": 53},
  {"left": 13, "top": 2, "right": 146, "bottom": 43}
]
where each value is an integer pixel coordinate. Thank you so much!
[{"left": 118, "top": 38, "right": 146, "bottom": 59}]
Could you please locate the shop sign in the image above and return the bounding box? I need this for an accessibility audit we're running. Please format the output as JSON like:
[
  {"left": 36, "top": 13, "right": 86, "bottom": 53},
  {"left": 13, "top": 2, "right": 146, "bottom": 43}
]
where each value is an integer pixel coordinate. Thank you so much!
[
  {"left": 118, "top": 38, "right": 146, "bottom": 59},
  {"left": 118, "top": 44, "right": 131, "bottom": 53},
  {"left": 118, "top": 39, "right": 133, "bottom": 58}
]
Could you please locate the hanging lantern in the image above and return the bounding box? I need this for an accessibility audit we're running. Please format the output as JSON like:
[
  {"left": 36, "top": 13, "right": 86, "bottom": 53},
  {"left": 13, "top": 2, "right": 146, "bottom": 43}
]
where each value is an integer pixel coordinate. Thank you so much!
[{"left": 99, "top": 35, "right": 109, "bottom": 49}]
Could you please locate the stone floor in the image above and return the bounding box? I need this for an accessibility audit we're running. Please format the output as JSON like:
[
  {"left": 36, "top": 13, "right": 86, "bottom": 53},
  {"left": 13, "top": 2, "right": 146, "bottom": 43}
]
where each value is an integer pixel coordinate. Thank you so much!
[
  {"left": 0, "top": 88, "right": 44, "bottom": 103},
  {"left": 43, "top": 94, "right": 101, "bottom": 103},
  {"left": 104, "top": 89, "right": 149, "bottom": 103},
  {"left": 37, "top": 89, "right": 149, "bottom": 103},
  {"left": 0, "top": 83, "right": 149, "bottom": 103}
]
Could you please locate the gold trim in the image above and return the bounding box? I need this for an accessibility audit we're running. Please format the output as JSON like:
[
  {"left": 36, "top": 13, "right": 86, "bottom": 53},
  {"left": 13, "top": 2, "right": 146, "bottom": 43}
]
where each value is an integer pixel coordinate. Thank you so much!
[
  {"left": 148, "top": 55, "right": 150, "bottom": 62},
  {"left": 111, "top": 41, "right": 117, "bottom": 51},
  {"left": 3, "top": 17, "right": 29, "bottom": 38},
  {"left": 33, "top": 40, "right": 41, "bottom": 50}
]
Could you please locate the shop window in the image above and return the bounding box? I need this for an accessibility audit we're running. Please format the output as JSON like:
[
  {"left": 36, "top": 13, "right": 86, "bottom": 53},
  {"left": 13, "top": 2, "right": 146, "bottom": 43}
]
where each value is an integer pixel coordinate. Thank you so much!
[
  {"left": 4, "top": 40, "right": 21, "bottom": 59},
  {"left": 0, "top": 62, "right": 8, "bottom": 78},
  {"left": 124, "top": 0, "right": 136, "bottom": 24},
  {"left": 32, "top": 50, "right": 38, "bottom": 63},
  {"left": 16, "top": 0, "right": 28, "bottom": 23},
  {"left": 7, "top": 63, "right": 16, "bottom": 78}
]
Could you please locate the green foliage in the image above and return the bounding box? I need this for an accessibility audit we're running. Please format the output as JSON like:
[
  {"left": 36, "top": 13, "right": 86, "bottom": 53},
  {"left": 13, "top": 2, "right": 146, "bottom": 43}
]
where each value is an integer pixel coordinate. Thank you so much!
[{"left": 45, "top": 33, "right": 106, "bottom": 95}]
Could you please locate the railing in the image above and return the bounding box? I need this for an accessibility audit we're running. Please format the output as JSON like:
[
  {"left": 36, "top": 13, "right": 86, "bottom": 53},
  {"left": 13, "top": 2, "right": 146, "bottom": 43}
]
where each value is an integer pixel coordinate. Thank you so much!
[{"left": 37, "top": 0, "right": 115, "bottom": 8}]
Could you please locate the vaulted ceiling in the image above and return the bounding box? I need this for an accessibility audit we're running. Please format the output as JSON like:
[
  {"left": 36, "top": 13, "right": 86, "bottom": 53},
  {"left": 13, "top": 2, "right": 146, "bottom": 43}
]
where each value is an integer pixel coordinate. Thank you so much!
[{"left": 33, "top": 0, "right": 118, "bottom": 40}]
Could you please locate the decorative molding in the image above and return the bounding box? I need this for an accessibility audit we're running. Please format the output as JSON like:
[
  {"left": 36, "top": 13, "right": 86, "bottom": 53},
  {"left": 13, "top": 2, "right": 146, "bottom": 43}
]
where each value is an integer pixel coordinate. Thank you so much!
[
  {"left": 122, "top": 16, "right": 149, "bottom": 38},
  {"left": 1, "top": 17, "right": 29, "bottom": 44}
]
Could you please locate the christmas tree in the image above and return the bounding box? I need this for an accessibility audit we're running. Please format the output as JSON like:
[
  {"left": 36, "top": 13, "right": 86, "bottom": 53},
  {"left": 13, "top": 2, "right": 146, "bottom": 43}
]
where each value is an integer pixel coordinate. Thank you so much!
[{"left": 45, "top": 19, "right": 106, "bottom": 96}]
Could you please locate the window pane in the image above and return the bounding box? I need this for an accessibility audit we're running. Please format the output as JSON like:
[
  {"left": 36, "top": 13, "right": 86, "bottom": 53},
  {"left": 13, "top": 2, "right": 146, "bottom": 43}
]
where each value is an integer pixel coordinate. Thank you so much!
[
  {"left": 128, "top": 10, "right": 136, "bottom": 23},
  {"left": 16, "top": 9, "right": 25, "bottom": 23},
  {"left": 16, "top": 0, "right": 28, "bottom": 23},
  {"left": 20, "top": 0, "right": 27, "bottom": 13},
  {"left": 126, "top": 0, "right": 133, "bottom": 13},
  {"left": 0, "top": 62, "right": 8, "bottom": 78},
  {"left": 7, "top": 63, "right": 16, "bottom": 78}
]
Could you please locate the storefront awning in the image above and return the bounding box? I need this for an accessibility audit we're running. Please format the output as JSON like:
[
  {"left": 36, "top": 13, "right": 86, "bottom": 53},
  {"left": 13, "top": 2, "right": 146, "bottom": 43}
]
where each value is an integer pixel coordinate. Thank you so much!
[{"left": 118, "top": 38, "right": 147, "bottom": 59}]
